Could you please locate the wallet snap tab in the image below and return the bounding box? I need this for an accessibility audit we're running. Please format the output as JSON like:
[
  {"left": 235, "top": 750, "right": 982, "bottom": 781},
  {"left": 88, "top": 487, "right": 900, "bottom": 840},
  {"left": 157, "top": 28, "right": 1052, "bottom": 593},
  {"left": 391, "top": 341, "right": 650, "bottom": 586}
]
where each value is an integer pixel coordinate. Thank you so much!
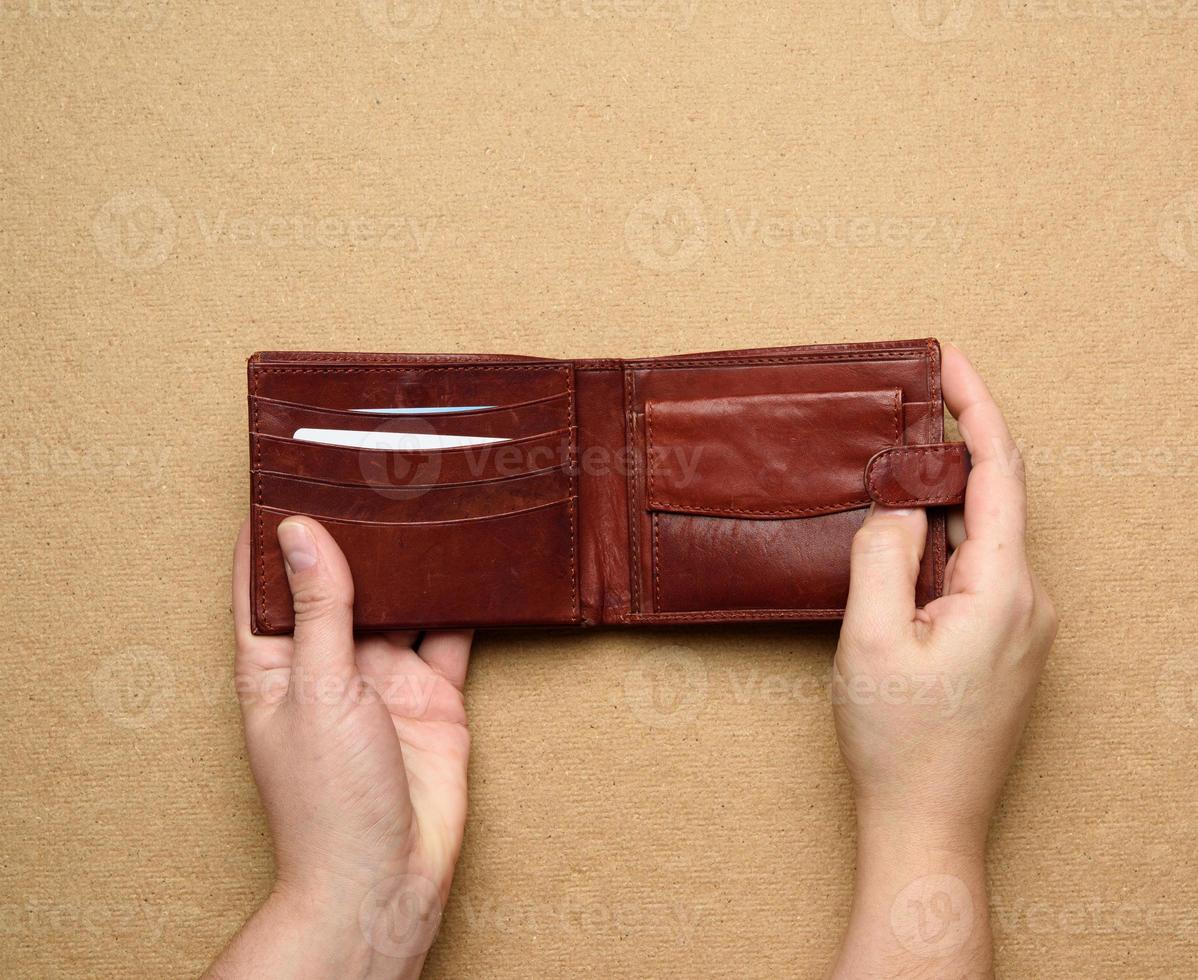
[{"left": 864, "top": 443, "right": 971, "bottom": 508}]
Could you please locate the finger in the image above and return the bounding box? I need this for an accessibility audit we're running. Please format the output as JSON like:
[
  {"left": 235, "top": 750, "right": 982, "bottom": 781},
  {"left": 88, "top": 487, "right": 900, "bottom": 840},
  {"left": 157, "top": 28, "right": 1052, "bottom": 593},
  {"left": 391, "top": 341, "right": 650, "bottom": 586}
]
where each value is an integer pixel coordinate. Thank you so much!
[
  {"left": 383, "top": 630, "right": 421, "bottom": 650},
  {"left": 842, "top": 506, "right": 928, "bottom": 647},
  {"left": 277, "top": 517, "right": 356, "bottom": 681},
  {"left": 417, "top": 630, "right": 474, "bottom": 691},
  {"left": 232, "top": 518, "right": 255, "bottom": 652},
  {"left": 941, "top": 343, "right": 1028, "bottom": 550},
  {"left": 943, "top": 547, "right": 960, "bottom": 594},
  {"left": 947, "top": 506, "right": 966, "bottom": 550},
  {"left": 232, "top": 518, "right": 293, "bottom": 708}
]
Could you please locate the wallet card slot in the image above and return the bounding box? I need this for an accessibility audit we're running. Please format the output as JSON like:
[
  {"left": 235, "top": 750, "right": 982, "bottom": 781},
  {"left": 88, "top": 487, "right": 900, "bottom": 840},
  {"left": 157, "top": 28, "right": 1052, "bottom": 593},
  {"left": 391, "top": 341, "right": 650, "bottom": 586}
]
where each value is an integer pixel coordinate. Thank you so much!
[
  {"left": 252, "top": 498, "right": 579, "bottom": 631},
  {"left": 250, "top": 362, "right": 571, "bottom": 412},
  {"left": 251, "top": 427, "right": 574, "bottom": 487},
  {"left": 254, "top": 466, "right": 571, "bottom": 524},
  {"left": 251, "top": 391, "right": 570, "bottom": 440}
]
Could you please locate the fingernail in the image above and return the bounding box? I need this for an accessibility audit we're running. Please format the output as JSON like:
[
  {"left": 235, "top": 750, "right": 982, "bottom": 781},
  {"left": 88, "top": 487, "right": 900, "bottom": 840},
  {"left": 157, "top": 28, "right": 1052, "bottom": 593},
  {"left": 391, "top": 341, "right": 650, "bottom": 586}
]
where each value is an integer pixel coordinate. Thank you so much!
[
  {"left": 277, "top": 520, "right": 317, "bottom": 573},
  {"left": 884, "top": 508, "right": 916, "bottom": 517}
]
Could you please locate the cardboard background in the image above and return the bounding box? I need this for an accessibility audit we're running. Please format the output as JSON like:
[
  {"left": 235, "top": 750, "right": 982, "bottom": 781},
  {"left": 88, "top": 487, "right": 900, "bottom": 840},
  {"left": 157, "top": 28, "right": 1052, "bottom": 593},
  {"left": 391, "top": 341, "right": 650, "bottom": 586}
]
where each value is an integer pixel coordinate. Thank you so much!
[{"left": 2, "top": 1, "right": 1196, "bottom": 976}]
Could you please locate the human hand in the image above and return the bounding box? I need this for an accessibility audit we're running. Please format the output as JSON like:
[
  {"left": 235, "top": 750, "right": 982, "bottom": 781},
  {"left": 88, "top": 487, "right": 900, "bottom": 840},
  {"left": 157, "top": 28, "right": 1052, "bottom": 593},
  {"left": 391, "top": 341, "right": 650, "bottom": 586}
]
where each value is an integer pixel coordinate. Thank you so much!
[
  {"left": 207, "top": 517, "right": 473, "bottom": 980},
  {"left": 828, "top": 344, "right": 1057, "bottom": 977}
]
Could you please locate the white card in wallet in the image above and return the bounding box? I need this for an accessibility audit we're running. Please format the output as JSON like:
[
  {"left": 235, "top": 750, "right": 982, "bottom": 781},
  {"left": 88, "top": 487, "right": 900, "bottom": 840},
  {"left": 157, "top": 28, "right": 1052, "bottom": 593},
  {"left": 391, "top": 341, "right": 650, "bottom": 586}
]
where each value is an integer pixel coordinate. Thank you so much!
[{"left": 293, "top": 428, "right": 509, "bottom": 450}]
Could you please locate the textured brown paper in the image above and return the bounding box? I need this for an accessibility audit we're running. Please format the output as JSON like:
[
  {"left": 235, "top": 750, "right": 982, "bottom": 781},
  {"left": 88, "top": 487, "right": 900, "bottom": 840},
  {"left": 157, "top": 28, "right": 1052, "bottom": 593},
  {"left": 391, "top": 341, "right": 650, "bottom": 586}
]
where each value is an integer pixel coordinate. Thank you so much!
[{"left": 2, "top": 1, "right": 1196, "bottom": 977}]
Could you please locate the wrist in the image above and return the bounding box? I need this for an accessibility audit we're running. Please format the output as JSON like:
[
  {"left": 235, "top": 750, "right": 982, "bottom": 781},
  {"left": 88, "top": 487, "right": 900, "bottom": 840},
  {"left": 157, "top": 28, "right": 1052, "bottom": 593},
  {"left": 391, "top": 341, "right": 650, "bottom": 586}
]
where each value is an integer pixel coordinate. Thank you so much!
[
  {"left": 827, "top": 812, "right": 993, "bottom": 979},
  {"left": 854, "top": 806, "right": 989, "bottom": 864},
  {"left": 258, "top": 880, "right": 432, "bottom": 980}
]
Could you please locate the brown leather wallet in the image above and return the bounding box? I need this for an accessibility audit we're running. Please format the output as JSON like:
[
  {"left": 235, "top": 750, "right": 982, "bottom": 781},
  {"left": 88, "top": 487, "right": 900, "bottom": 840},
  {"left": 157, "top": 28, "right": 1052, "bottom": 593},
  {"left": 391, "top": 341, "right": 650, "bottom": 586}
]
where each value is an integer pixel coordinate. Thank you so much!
[{"left": 248, "top": 338, "right": 970, "bottom": 634}]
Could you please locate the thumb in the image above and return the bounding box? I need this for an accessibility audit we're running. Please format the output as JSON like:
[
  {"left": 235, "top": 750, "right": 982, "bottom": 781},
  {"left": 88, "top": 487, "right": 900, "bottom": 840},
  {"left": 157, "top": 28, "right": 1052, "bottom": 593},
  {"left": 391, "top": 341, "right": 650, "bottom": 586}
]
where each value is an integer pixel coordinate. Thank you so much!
[
  {"left": 842, "top": 506, "right": 928, "bottom": 648},
  {"left": 276, "top": 517, "right": 356, "bottom": 682}
]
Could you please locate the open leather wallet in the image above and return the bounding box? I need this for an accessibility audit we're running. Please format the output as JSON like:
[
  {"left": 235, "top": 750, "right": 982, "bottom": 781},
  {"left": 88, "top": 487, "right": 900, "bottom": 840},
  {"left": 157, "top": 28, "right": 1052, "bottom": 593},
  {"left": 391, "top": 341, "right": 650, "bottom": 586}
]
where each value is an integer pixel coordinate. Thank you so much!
[{"left": 247, "top": 338, "right": 971, "bottom": 634}]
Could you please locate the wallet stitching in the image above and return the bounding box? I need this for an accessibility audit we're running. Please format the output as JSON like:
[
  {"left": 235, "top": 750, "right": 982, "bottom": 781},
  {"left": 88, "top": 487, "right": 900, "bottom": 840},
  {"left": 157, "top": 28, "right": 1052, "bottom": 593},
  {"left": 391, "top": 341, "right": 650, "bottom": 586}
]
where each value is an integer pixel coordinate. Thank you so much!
[
  {"left": 630, "top": 609, "right": 849, "bottom": 621},
  {"left": 252, "top": 365, "right": 570, "bottom": 374},
  {"left": 866, "top": 445, "right": 966, "bottom": 507},
  {"left": 251, "top": 389, "right": 570, "bottom": 420},
  {"left": 257, "top": 497, "right": 574, "bottom": 528},
  {"left": 566, "top": 366, "right": 579, "bottom": 623},
  {"left": 624, "top": 351, "right": 922, "bottom": 370},
  {"left": 625, "top": 366, "right": 641, "bottom": 614},
  {"left": 652, "top": 513, "right": 661, "bottom": 611},
  {"left": 929, "top": 341, "right": 946, "bottom": 598},
  {"left": 648, "top": 500, "right": 869, "bottom": 517},
  {"left": 252, "top": 374, "right": 270, "bottom": 632}
]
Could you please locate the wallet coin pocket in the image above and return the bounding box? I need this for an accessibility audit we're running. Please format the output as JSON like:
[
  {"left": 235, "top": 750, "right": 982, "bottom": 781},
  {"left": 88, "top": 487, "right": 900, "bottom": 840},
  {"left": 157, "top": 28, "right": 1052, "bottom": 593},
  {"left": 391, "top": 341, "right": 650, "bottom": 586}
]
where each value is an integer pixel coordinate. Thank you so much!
[
  {"left": 642, "top": 388, "right": 904, "bottom": 613},
  {"left": 252, "top": 498, "right": 579, "bottom": 631},
  {"left": 251, "top": 427, "right": 574, "bottom": 487}
]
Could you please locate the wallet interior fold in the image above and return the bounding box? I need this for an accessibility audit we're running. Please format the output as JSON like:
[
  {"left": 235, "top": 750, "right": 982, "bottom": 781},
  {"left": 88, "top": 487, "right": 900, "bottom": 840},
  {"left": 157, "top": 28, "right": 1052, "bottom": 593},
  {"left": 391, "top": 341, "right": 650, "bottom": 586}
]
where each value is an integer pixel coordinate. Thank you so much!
[{"left": 247, "top": 338, "right": 957, "bottom": 634}]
